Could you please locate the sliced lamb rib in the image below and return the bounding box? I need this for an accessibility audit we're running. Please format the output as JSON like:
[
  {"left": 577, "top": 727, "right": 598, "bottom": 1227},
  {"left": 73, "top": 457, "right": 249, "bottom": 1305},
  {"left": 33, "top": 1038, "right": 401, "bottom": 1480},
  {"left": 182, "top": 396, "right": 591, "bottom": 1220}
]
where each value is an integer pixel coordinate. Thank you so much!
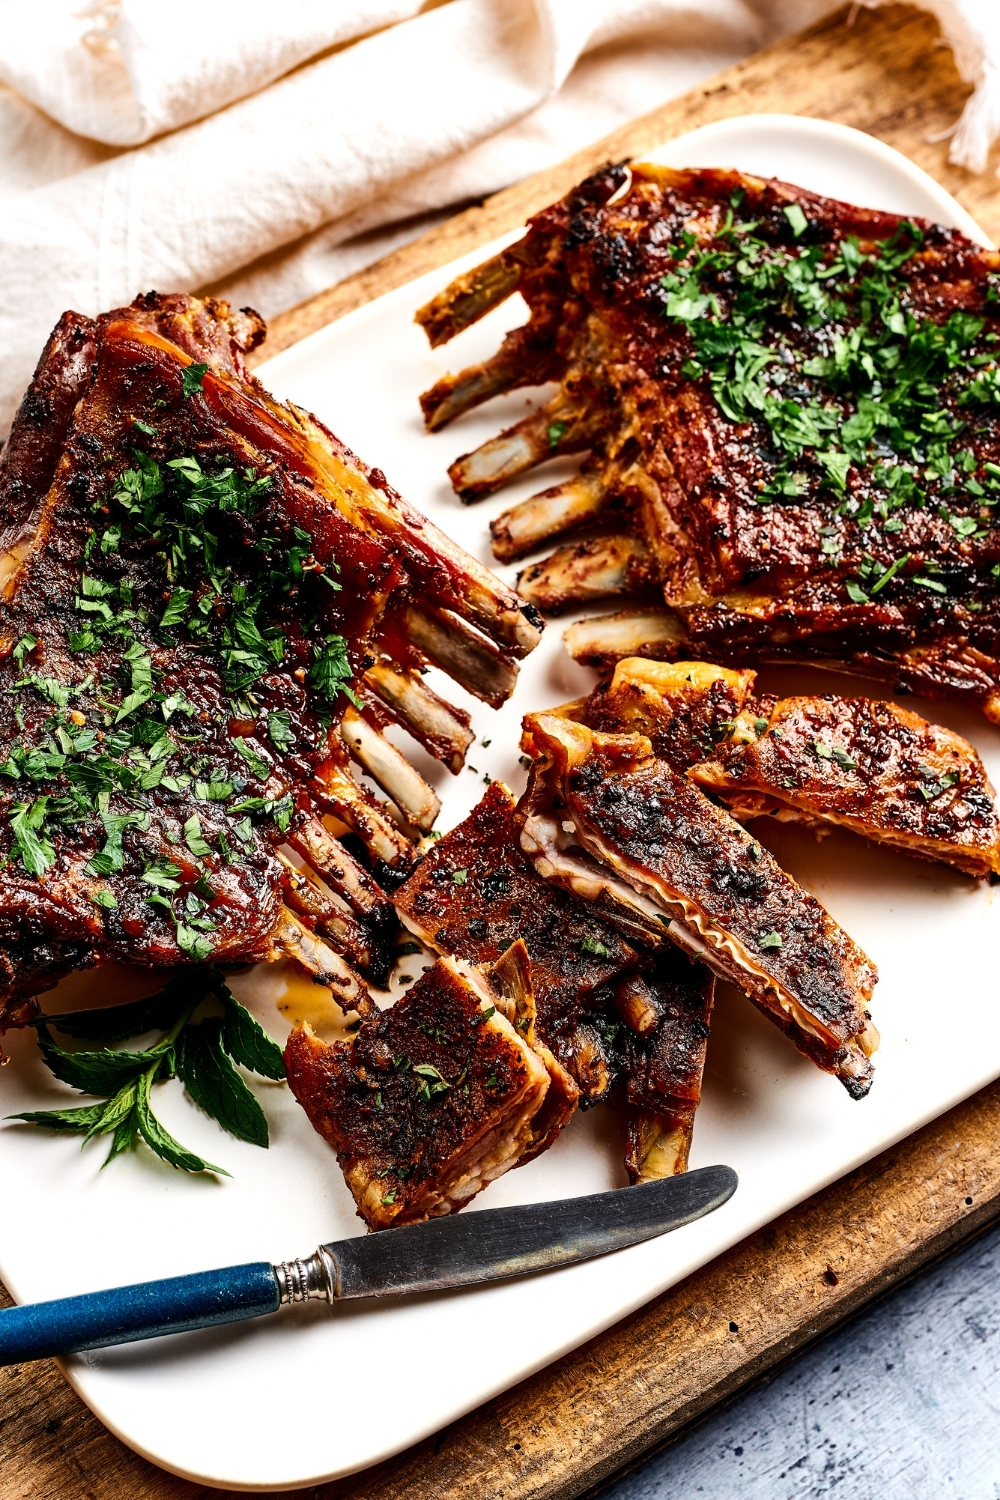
[
  {"left": 517, "top": 713, "right": 879, "bottom": 1098},
  {"left": 284, "top": 953, "right": 555, "bottom": 1228},
  {"left": 394, "top": 779, "right": 717, "bottom": 1178},
  {"left": 560, "top": 657, "right": 1000, "bottom": 878}
]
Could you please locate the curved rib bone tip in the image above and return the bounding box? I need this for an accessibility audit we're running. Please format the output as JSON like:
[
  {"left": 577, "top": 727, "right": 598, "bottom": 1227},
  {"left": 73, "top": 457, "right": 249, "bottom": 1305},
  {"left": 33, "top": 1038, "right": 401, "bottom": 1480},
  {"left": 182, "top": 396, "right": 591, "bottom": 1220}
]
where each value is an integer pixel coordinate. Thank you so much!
[
  {"left": 289, "top": 818, "right": 389, "bottom": 918},
  {"left": 365, "top": 661, "right": 474, "bottom": 774},
  {"left": 273, "top": 907, "right": 372, "bottom": 1014},
  {"left": 339, "top": 707, "right": 441, "bottom": 833},
  {"left": 517, "top": 533, "right": 651, "bottom": 614},
  {"left": 563, "top": 608, "right": 689, "bottom": 667},
  {"left": 405, "top": 604, "right": 518, "bottom": 709},
  {"left": 278, "top": 853, "right": 375, "bottom": 971},
  {"left": 448, "top": 401, "right": 593, "bottom": 503},
  {"left": 420, "top": 352, "right": 526, "bottom": 433},
  {"left": 491, "top": 471, "right": 609, "bottom": 562},
  {"left": 414, "top": 249, "right": 522, "bottom": 350},
  {"left": 625, "top": 1108, "right": 691, "bottom": 1182},
  {"left": 313, "top": 762, "right": 416, "bottom": 870}
]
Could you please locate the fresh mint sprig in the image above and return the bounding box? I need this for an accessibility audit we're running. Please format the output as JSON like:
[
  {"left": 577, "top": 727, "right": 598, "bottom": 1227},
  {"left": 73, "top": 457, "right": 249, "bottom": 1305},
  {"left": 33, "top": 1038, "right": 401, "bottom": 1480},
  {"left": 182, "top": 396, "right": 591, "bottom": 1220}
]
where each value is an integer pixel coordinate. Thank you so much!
[{"left": 8, "top": 967, "right": 285, "bottom": 1174}]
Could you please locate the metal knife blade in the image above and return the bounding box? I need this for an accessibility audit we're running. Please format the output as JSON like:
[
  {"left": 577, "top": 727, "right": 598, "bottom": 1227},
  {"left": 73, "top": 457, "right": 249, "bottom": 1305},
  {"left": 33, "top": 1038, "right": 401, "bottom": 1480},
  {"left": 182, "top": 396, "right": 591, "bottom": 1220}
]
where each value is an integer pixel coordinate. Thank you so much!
[
  {"left": 0, "top": 1167, "right": 737, "bottom": 1365},
  {"left": 319, "top": 1163, "right": 737, "bottom": 1300}
]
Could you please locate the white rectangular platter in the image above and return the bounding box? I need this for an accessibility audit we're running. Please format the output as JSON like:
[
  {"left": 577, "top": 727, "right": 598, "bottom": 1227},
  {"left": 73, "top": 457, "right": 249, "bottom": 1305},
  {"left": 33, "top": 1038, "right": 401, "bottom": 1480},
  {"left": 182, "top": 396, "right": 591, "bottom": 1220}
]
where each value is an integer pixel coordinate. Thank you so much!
[{"left": 0, "top": 116, "right": 997, "bottom": 1491}]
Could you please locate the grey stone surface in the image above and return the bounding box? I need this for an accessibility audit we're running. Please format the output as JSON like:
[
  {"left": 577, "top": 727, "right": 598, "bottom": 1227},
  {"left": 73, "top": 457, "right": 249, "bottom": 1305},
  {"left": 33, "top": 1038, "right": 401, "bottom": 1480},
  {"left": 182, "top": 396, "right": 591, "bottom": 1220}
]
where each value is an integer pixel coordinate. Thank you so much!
[{"left": 602, "top": 1221, "right": 1000, "bottom": 1499}]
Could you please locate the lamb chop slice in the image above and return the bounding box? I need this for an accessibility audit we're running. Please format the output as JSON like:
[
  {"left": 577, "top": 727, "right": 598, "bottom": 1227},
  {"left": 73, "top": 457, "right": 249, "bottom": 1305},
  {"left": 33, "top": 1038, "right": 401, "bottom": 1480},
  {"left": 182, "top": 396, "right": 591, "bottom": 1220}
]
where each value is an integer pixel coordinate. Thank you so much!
[
  {"left": 283, "top": 954, "right": 553, "bottom": 1228},
  {"left": 418, "top": 164, "right": 1000, "bottom": 721},
  {"left": 690, "top": 692, "right": 1000, "bottom": 878},
  {"left": 393, "top": 779, "right": 637, "bottom": 1096},
  {"left": 394, "top": 782, "right": 719, "bottom": 1173},
  {"left": 0, "top": 293, "right": 540, "bottom": 1029},
  {"left": 480, "top": 938, "right": 580, "bottom": 1165},
  {"left": 517, "top": 714, "right": 878, "bottom": 1098},
  {"left": 561, "top": 658, "right": 757, "bottom": 771},
  {"left": 566, "top": 656, "right": 1000, "bottom": 877}
]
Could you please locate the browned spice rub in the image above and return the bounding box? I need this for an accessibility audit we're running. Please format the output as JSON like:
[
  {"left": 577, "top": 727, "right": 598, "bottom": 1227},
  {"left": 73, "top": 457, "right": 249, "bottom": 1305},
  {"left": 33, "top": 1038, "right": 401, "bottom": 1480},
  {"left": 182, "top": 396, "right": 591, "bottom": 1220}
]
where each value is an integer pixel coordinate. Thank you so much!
[
  {"left": 691, "top": 690, "right": 1000, "bottom": 877},
  {"left": 418, "top": 165, "right": 1000, "bottom": 721},
  {"left": 518, "top": 714, "right": 879, "bottom": 1098},
  {"left": 563, "top": 657, "right": 1000, "bottom": 878},
  {"left": 394, "top": 780, "right": 717, "bottom": 1175},
  {"left": 394, "top": 779, "right": 636, "bottom": 1088},
  {"left": 284, "top": 954, "right": 553, "bottom": 1228}
]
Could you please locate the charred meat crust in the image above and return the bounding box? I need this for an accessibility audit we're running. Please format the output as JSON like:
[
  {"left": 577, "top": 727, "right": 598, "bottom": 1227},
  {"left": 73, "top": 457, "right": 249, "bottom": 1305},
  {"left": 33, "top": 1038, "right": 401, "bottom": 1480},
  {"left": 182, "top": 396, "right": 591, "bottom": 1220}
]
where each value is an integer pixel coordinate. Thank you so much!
[
  {"left": 0, "top": 293, "right": 540, "bottom": 1026},
  {"left": 393, "top": 779, "right": 637, "bottom": 1081},
  {"left": 393, "top": 782, "right": 716, "bottom": 1173},
  {"left": 567, "top": 658, "right": 758, "bottom": 771},
  {"left": 284, "top": 956, "right": 552, "bottom": 1229},
  {"left": 0, "top": 312, "right": 100, "bottom": 556},
  {"left": 420, "top": 165, "right": 1000, "bottom": 719},
  {"left": 517, "top": 714, "right": 877, "bottom": 1096},
  {"left": 691, "top": 691, "right": 1000, "bottom": 876},
  {"left": 618, "top": 957, "right": 715, "bottom": 1181}
]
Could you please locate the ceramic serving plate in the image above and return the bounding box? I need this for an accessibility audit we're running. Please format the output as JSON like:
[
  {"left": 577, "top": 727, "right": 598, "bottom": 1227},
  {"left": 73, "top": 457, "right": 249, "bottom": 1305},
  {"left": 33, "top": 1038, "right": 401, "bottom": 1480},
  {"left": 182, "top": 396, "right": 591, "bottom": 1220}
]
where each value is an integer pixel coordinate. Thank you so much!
[{"left": 0, "top": 116, "right": 996, "bottom": 1490}]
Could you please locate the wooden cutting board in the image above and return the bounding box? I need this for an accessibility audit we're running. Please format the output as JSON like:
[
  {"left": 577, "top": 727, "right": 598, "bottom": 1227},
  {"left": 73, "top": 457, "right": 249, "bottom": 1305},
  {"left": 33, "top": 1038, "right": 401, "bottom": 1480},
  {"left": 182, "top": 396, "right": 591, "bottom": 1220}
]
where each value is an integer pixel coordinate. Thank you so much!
[{"left": 3, "top": 7, "right": 999, "bottom": 1497}]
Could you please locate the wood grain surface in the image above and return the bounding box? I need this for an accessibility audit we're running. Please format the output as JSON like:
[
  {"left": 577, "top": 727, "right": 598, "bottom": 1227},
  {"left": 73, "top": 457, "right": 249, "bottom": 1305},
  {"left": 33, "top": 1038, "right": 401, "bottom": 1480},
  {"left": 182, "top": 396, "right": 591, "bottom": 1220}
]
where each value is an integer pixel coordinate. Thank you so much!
[{"left": 4, "top": 6, "right": 1000, "bottom": 1498}]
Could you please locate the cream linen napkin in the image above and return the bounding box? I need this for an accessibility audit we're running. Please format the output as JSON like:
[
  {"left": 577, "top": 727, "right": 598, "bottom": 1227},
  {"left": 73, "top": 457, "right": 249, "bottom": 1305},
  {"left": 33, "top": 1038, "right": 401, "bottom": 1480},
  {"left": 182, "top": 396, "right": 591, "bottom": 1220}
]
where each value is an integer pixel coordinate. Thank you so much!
[{"left": 0, "top": 0, "right": 996, "bottom": 434}]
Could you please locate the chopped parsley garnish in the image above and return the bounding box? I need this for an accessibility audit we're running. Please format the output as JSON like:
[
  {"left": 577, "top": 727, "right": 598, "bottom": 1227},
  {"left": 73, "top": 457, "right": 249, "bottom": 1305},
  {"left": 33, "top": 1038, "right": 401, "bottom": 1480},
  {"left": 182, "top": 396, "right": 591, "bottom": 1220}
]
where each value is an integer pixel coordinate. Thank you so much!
[
  {"left": 1, "top": 445, "right": 357, "bottom": 925},
  {"left": 657, "top": 207, "right": 1000, "bottom": 592},
  {"left": 181, "top": 363, "right": 208, "bottom": 397},
  {"left": 580, "top": 934, "right": 611, "bottom": 958}
]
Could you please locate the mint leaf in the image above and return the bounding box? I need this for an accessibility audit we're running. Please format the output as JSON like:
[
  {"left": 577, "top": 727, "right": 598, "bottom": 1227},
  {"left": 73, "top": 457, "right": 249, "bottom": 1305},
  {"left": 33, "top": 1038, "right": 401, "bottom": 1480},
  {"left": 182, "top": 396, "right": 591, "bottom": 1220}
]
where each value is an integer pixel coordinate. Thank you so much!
[
  {"left": 7, "top": 1102, "right": 110, "bottom": 1133},
  {"left": 176, "top": 1020, "right": 268, "bottom": 1147},
  {"left": 134, "top": 1071, "right": 227, "bottom": 1174},
  {"left": 232, "top": 738, "right": 270, "bottom": 780},
  {"left": 35, "top": 971, "right": 211, "bottom": 1043},
  {"left": 160, "top": 588, "right": 193, "bottom": 629},
  {"left": 35, "top": 1028, "right": 158, "bottom": 1095},
  {"left": 221, "top": 992, "right": 285, "bottom": 1080},
  {"left": 176, "top": 922, "right": 215, "bottom": 962},
  {"left": 9, "top": 797, "right": 55, "bottom": 876}
]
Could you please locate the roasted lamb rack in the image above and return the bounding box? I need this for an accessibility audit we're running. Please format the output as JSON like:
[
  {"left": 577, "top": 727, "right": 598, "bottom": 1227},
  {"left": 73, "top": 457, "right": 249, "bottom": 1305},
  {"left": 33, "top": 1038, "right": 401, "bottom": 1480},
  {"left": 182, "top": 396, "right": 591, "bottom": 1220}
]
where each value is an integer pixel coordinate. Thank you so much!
[
  {"left": 518, "top": 714, "right": 879, "bottom": 1098},
  {"left": 564, "top": 657, "right": 1000, "bottom": 877},
  {"left": 418, "top": 165, "right": 1000, "bottom": 721},
  {"left": 0, "top": 293, "right": 541, "bottom": 1030}
]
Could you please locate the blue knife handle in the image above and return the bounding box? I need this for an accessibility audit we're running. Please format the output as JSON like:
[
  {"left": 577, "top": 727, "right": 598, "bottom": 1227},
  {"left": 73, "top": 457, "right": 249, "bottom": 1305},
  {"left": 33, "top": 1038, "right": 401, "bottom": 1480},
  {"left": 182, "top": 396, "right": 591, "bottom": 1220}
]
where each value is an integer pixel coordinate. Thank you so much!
[{"left": 0, "top": 1262, "right": 279, "bottom": 1365}]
